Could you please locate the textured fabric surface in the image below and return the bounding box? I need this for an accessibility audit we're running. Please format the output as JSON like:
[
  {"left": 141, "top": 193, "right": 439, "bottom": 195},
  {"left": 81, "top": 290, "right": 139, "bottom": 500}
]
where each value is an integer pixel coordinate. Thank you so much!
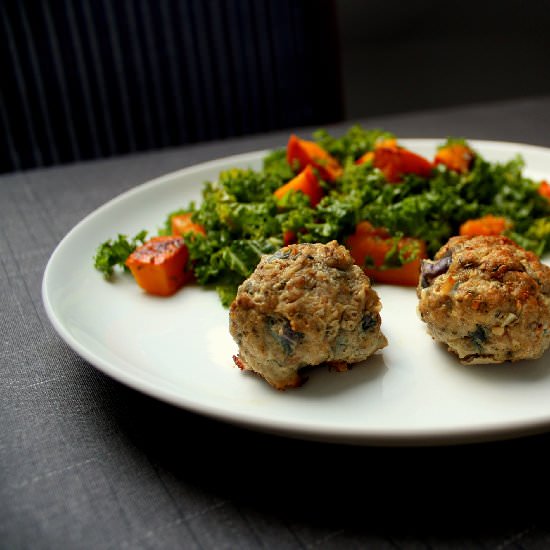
[{"left": 2, "top": 97, "right": 550, "bottom": 549}]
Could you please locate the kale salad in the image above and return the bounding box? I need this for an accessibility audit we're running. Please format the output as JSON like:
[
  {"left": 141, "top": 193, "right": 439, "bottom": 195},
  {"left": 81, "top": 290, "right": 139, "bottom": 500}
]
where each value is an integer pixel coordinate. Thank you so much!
[{"left": 94, "top": 125, "right": 550, "bottom": 305}]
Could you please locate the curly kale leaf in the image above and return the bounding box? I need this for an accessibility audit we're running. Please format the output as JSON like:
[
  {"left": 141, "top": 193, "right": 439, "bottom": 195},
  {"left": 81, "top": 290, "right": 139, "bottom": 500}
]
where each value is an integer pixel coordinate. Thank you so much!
[
  {"left": 218, "top": 168, "right": 284, "bottom": 202},
  {"left": 186, "top": 235, "right": 280, "bottom": 306},
  {"left": 312, "top": 125, "right": 395, "bottom": 164},
  {"left": 263, "top": 149, "right": 295, "bottom": 181},
  {"left": 93, "top": 230, "right": 147, "bottom": 279}
]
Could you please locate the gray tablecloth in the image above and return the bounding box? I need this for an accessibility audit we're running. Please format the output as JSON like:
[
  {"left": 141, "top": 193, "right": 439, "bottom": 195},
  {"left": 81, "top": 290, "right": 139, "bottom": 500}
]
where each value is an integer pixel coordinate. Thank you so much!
[{"left": 2, "top": 96, "right": 550, "bottom": 549}]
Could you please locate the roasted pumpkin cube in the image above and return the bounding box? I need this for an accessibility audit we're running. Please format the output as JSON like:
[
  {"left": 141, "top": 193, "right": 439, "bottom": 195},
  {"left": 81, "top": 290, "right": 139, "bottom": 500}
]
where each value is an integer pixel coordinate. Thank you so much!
[
  {"left": 125, "top": 236, "right": 189, "bottom": 296},
  {"left": 287, "top": 134, "right": 343, "bottom": 182},
  {"left": 346, "top": 221, "right": 427, "bottom": 286},
  {"left": 273, "top": 165, "right": 324, "bottom": 207},
  {"left": 171, "top": 213, "right": 206, "bottom": 236}
]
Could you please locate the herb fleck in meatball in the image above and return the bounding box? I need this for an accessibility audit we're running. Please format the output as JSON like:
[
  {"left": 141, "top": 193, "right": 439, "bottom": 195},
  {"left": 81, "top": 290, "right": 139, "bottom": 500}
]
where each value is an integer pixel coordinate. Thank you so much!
[
  {"left": 229, "top": 240, "right": 387, "bottom": 389},
  {"left": 417, "top": 235, "right": 550, "bottom": 364}
]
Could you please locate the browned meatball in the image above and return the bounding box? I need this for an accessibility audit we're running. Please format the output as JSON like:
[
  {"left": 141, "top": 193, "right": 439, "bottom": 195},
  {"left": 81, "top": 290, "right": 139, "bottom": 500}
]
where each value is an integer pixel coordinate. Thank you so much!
[
  {"left": 229, "top": 240, "right": 387, "bottom": 389},
  {"left": 417, "top": 235, "right": 550, "bottom": 364}
]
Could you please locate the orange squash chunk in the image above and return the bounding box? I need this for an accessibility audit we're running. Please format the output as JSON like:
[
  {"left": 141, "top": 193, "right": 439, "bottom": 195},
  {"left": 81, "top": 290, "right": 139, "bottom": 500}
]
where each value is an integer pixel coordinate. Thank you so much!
[
  {"left": 346, "top": 221, "right": 427, "bottom": 286},
  {"left": 355, "top": 138, "right": 398, "bottom": 166},
  {"left": 538, "top": 180, "right": 550, "bottom": 200},
  {"left": 459, "top": 214, "right": 509, "bottom": 237},
  {"left": 434, "top": 144, "right": 474, "bottom": 173},
  {"left": 125, "top": 236, "right": 189, "bottom": 296},
  {"left": 171, "top": 212, "right": 206, "bottom": 236},
  {"left": 287, "top": 134, "right": 343, "bottom": 182},
  {"left": 356, "top": 142, "right": 433, "bottom": 183},
  {"left": 273, "top": 165, "right": 324, "bottom": 207}
]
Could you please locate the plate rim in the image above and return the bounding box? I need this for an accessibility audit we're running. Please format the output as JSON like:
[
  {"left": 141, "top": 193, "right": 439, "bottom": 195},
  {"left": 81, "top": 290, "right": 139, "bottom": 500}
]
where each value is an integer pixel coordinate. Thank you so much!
[{"left": 42, "top": 138, "right": 550, "bottom": 446}]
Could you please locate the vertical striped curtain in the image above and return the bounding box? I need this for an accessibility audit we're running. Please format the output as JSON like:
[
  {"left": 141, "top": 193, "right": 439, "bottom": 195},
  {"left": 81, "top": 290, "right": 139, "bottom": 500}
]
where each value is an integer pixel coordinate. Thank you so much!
[{"left": 1, "top": 0, "right": 343, "bottom": 173}]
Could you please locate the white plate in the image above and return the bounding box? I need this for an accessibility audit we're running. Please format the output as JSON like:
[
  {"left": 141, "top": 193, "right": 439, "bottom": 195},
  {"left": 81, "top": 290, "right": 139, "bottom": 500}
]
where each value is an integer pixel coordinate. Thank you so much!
[{"left": 42, "top": 140, "right": 550, "bottom": 446}]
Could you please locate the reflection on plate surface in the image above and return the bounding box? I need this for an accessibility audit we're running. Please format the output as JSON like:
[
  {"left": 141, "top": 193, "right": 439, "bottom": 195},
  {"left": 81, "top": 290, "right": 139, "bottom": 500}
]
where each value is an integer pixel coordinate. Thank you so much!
[{"left": 42, "top": 140, "right": 550, "bottom": 445}]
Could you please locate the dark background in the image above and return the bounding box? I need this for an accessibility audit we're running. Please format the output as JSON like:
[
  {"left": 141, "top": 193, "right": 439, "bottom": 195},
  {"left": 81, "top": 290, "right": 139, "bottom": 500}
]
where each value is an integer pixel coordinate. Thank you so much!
[
  {"left": 2, "top": 0, "right": 550, "bottom": 172},
  {"left": 337, "top": 0, "right": 550, "bottom": 118}
]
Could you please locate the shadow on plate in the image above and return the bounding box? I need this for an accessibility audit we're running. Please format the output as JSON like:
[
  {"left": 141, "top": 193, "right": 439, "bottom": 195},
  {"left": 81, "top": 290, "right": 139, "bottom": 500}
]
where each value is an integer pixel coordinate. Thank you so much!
[
  {"left": 434, "top": 340, "right": 550, "bottom": 383},
  {"left": 237, "top": 352, "right": 388, "bottom": 397},
  {"left": 294, "top": 352, "right": 388, "bottom": 398}
]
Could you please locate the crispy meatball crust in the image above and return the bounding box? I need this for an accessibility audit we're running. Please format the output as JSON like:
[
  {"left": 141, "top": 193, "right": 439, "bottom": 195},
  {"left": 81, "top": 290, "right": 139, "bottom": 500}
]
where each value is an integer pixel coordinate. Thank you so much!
[
  {"left": 417, "top": 235, "right": 550, "bottom": 364},
  {"left": 229, "top": 240, "right": 387, "bottom": 389}
]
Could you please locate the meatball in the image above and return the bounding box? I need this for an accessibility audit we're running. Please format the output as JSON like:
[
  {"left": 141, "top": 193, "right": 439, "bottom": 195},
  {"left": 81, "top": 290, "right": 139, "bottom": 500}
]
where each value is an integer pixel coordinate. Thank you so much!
[
  {"left": 417, "top": 235, "right": 550, "bottom": 364},
  {"left": 229, "top": 240, "right": 387, "bottom": 389}
]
